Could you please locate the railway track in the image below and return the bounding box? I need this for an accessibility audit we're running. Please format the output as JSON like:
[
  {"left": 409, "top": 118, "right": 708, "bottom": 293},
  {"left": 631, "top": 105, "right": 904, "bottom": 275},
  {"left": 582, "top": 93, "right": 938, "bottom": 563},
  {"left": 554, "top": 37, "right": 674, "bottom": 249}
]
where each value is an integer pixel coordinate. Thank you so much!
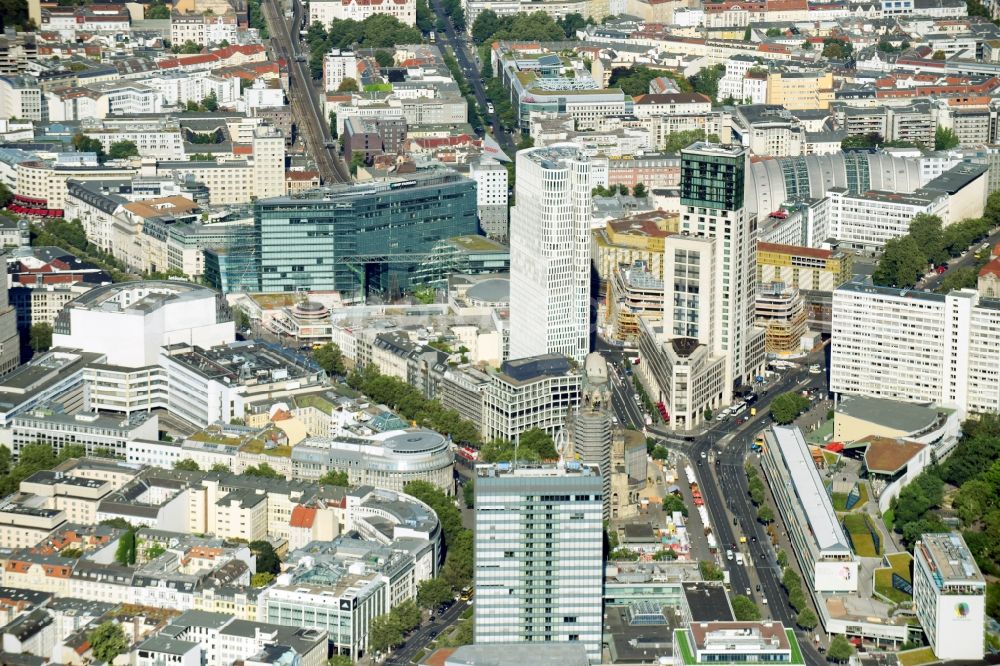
[{"left": 260, "top": 0, "right": 351, "bottom": 183}]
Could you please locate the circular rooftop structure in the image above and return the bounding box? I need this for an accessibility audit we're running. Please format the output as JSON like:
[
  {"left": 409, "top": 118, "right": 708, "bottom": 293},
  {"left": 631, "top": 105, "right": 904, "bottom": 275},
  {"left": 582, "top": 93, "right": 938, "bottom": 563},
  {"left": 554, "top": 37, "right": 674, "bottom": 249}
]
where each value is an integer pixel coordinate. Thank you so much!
[
  {"left": 383, "top": 429, "right": 449, "bottom": 456},
  {"left": 466, "top": 277, "right": 510, "bottom": 306},
  {"left": 292, "top": 300, "right": 329, "bottom": 320}
]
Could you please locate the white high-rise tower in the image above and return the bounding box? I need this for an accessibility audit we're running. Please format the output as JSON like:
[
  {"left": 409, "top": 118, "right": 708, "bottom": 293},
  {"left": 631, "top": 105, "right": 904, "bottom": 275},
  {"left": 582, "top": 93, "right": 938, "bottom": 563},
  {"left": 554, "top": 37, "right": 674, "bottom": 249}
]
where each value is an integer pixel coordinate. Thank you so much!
[
  {"left": 509, "top": 144, "right": 592, "bottom": 364},
  {"left": 676, "top": 142, "right": 765, "bottom": 398}
]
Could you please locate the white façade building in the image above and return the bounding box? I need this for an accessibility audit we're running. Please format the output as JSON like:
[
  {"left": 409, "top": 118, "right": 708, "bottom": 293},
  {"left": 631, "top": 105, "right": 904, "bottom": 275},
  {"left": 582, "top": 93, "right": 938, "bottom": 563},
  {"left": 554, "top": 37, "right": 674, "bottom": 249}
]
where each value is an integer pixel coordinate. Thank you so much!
[
  {"left": 508, "top": 145, "right": 592, "bottom": 365},
  {"left": 912, "top": 532, "right": 985, "bottom": 662},
  {"left": 831, "top": 280, "right": 1000, "bottom": 415},
  {"left": 760, "top": 426, "right": 859, "bottom": 594},
  {"left": 52, "top": 281, "right": 234, "bottom": 368}
]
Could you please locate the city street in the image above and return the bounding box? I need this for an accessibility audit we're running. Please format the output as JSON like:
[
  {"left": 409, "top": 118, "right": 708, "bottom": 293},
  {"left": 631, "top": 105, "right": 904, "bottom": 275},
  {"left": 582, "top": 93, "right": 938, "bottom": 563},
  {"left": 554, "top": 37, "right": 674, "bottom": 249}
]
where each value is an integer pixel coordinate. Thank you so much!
[
  {"left": 382, "top": 600, "right": 469, "bottom": 665},
  {"left": 424, "top": 0, "right": 517, "bottom": 156},
  {"left": 630, "top": 351, "right": 828, "bottom": 665},
  {"left": 920, "top": 225, "right": 1000, "bottom": 291}
]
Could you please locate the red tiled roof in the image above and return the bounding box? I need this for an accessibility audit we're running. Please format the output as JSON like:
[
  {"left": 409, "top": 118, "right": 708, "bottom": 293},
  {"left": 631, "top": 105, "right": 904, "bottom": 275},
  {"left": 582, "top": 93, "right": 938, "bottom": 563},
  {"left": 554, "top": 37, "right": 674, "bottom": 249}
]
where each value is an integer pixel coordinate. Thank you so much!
[
  {"left": 979, "top": 258, "right": 1000, "bottom": 278},
  {"left": 290, "top": 505, "right": 316, "bottom": 528}
]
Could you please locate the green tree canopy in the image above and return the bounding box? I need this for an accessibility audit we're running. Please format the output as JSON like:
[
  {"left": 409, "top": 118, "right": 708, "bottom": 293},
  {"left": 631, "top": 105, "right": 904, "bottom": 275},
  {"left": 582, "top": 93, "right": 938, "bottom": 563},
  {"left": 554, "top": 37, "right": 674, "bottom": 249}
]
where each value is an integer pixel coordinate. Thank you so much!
[
  {"left": 417, "top": 577, "right": 453, "bottom": 609},
  {"left": 872, "top": 235, "right": 927, "bottom": 287},
  {"left": 826, "top": 635, "right": 855, "bottom": 662},
  {"left": 796, "top": 607, "right": 818, "bottom": 629},
  {"left": 338, "top": 77, "right": 359, "bottom": 92},
  {"left": 935, "top": 125, "right": 960, "bottom": 150},
  {"left": 250, "top": 539, "right": 281, "bottom": 574},
  {"left": 770, "top": 392, "right": 810, "bottom": 425},
  {"left": 821, "top": 37, "right": 853, "bottom": 59},
  {"left": 174, "top": 458, "right": 200, "bottom": 471},
  {"left": 72, "top": 133, "right": 106, "bottom": 161},
  {"left": 29, "top": 322, "right": 52, "bottom": 353},
  {"left": 314, "top": 343, "right": 346, "bottom": 375},
  {"left": 318, "top": 470, "right": 350, "bottom": 487},
  {"left": 90, "top": 622, "right": 128, "bottom": 663},
  {"left": 244, "top": 463, "right": 282, "bottom": 478},
  {"left": 731, "top": 595, "right": 761, "bottom": 621},
  {"left": 108, "top": 140, "right": 139, "bottom": 160}
]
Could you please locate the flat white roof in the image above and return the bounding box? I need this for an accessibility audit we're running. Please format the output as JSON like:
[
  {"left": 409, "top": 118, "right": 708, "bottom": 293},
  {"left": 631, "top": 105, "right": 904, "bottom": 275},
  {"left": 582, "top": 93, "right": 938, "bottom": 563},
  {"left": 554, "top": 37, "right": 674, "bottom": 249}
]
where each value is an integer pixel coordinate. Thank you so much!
[{"left": 769, "top": 426, "right": 852, "bottom": 554}]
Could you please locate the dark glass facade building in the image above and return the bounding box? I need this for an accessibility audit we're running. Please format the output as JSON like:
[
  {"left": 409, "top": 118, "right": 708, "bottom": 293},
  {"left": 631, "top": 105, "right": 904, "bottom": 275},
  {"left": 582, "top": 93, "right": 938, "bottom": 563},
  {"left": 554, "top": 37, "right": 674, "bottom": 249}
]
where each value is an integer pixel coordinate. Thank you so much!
[
  {"left": 680, "top": 143, "right": 747, "bottom": 212},
  {"left": 252, "top": 170, "right": 477, "bottom": 297}
]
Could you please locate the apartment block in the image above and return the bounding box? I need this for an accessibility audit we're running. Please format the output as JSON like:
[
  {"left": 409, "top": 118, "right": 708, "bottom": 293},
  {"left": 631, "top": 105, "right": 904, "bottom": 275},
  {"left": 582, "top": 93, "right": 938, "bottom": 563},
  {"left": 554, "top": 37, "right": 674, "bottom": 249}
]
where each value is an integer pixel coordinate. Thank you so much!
[{"left": 831, "top": 281, "right": 1000, "bottom": 415}]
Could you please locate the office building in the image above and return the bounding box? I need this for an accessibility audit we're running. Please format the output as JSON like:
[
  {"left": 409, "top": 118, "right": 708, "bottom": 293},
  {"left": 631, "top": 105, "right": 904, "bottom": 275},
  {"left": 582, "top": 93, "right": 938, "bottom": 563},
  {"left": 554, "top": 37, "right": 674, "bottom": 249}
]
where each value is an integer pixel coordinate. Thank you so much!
[
  {"left": 469, "top": 156, "right": 509, "bottom": 241},
  {"left": 253, "top": 170, "right": 477, "bottom": 298},
  {"left": 309, "top": 0, "right": 416, "bottom": 27},
  {"left": 474, "top": 462, "right": 603, "bottom": 663},
  {"left": 608, "top": 260, "right": 664, "bottom": 345},
  {"left": 637, "top": 143, "right": 765, "bottom": 429},
  {"left": 482, "top": 354, "right": 582, "bottom": 443},
  {"left": 826, "top": 187, "right": 948, "bottom": 252},
  {"left": 912, "top": 532, "right": 985, "bottom": 662},
  {"left": 673, "top": 622, "right": 804, "bottom": 665},
  {"left": 756, "top": 243, "right": 853, "bottom": 293},
  {"left": 831, "top": 280, "right": 1000, "bottom": 415},
  {"left": 760, "top": 426, "right": 859, "bottom": 594},
  {"left": 0, "top": 256, "right": 19, "bottom": 376},
  {"left": 324, "top": 49, "right": 358, "bottom": 92},
  {"left": 291, "top": 429, "right": 455, "bottom": 495},
  {"left": 11, "top": 409, "right": 158, "bottom": 459},
  {"left": 509, "top": 145, "right": 592, "bottom": 364},
  {"left": 678, "top": 142, "right": 764, "bottom": 392}
]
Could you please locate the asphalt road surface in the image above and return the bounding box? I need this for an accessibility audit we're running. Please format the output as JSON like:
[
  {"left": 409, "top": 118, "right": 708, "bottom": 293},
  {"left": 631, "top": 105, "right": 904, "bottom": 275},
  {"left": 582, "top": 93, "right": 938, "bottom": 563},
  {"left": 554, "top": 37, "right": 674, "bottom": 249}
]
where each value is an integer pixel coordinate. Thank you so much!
[
  {"left": 647, "top": 358, "right": 829, "bottom": 666},
  {"left": 920, "top": 225, "right": 1000, "bottom": 291},
  {"left": 426, "top": 1, "right": 517, "bottom": 157},
  {"left": 383, "top": 600, "right": 469, "bottom": 665}
]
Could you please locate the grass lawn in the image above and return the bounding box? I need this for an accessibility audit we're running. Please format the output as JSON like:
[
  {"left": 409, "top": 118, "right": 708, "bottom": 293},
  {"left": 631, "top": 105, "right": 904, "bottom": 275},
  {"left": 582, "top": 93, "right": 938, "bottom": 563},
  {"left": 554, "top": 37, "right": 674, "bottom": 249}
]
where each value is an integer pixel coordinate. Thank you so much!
[
  {"left": 785, "top": 629, "right": 805, "bottom": 664},
  {"left": 833, "top": 484, "right": 869, "bottom": 512},
  {"left": 675, "top": 630, "right": 695, "bottom": 665},
  {"left": 882, "top": 508, "right": 895, "bottom": 532},
  {"left": 874, "top": 568, "right": 911, "bottom": 604},
  {"left": 886, "top": 552, "right": 913, "bottom": 581},
  {"left": 843, "top": 514, "right": 881, "bottom": 557},
  {"left": 898, "top": 646, "right": 938, "bottom": 666}
]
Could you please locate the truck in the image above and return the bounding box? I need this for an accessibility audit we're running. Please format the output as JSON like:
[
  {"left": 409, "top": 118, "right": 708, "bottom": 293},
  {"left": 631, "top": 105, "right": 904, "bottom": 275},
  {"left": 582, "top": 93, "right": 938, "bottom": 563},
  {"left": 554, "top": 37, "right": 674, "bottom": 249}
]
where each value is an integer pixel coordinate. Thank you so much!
[{"left": 429, "top": 31, "right": 436, "bottom": 43}]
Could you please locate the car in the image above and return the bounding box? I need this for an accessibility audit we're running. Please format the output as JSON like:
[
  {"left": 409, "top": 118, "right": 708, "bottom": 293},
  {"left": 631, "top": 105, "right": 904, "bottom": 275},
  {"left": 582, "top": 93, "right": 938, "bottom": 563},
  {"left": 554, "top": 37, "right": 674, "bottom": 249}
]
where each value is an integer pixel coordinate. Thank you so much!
[
  {"left": 700, "top": 451, "right": 707, "bottom": 459},
  {"left": 429, "top": 630, "right": 438, "bottom": 638},
  {"left": 739, "top": 536, "right": 747, "bottom": 544},
  {"left": 745, "top": 587, "right": 751, "bottom": 596},
  {"left": 756, "top": 584, "right": 761, "bottom": 592},
  {"left": 612, "top": 416, "right": 619, "bottom": 424},
  {"left": 716, "top": 412, "right": 727, "bottom": 421},
  {"left": 486, "top": 102, "right": 495, "bottom": 114},
  {"left": 762, "top": 596, "right": 768, "bottom": 605},
  {"left": 726, "top": 549, "right": 734, "bottom": 561}
]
